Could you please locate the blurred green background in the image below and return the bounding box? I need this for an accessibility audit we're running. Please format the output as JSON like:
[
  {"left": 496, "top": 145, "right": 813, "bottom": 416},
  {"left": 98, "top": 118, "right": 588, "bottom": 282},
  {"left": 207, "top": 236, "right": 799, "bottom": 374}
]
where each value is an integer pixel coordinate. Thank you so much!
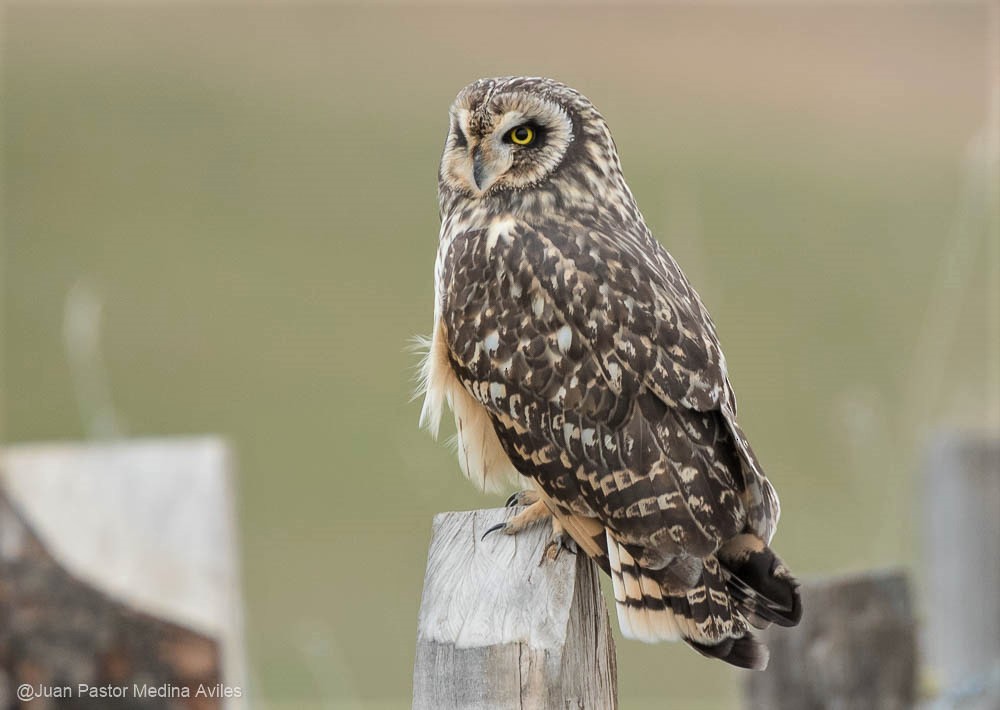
[{"left": 2, "top": 4, "right": 996, "bottom": 708}]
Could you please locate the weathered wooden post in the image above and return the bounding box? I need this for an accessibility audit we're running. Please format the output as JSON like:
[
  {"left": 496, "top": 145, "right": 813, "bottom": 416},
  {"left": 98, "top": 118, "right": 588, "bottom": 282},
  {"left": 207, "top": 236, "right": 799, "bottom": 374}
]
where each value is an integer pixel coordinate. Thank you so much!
[
  {"left": 412, "top": 508, "right": 617, "bottom": 709},
  {"left": 922, "top": 434, "right": 1000, "bottom": 709},
  {"left": 0, "top": 438, "right": 247, "bottom": 708},
  {"left": 744, "top": 569, "right": 916, "bottom": 710}
]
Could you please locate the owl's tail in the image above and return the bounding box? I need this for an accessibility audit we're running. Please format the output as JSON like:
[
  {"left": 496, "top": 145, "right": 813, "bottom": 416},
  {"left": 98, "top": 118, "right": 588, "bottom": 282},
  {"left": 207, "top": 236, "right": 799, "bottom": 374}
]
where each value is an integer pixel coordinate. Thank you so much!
[{"left": 607, "top": 533, "right": 801, "bottom": 671}]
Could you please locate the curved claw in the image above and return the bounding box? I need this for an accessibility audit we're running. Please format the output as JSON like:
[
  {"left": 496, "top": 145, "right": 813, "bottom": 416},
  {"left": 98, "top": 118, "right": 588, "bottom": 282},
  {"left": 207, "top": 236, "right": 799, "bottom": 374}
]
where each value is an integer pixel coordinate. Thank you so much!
[
  {"left": 505, "top": 489, "right": 540, "bottom": 508},
  {"left": 481, "top": 522, "right": 507, "bottom": 541},
  {"left": 540, "top": 534, "right": 577, "bottom": 564}
]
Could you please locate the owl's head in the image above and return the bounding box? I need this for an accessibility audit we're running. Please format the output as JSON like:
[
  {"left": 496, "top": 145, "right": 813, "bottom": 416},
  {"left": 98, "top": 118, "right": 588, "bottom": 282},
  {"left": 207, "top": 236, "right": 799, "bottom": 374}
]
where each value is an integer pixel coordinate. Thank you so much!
[{"left": 439, "top": 77, "right": 627, "bottom": 207}]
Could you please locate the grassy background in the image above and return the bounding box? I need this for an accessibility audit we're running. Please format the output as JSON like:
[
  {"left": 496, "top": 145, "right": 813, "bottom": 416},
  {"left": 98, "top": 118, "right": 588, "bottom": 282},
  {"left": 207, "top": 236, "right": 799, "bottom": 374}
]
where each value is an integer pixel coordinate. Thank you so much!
[{"left": 2, "top": 4, "right": 996, "bottom": 708}]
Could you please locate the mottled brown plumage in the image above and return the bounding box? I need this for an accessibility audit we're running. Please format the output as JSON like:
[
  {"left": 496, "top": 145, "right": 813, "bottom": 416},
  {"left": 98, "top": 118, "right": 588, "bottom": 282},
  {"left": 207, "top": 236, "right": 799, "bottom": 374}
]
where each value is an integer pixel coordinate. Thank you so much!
[{"left": 419, "top": 76, "right": 801, "bottom": 669}]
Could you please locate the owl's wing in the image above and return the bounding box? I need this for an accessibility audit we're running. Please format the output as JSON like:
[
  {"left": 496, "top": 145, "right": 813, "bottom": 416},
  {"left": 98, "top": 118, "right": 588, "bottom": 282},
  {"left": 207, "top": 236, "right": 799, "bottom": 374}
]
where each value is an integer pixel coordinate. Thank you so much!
[
  {"left": 441, "top": 218, "right": 778, "bottom": 545},
  {"left": 440, "top": 218, "right": 799, "bottom": 665}
]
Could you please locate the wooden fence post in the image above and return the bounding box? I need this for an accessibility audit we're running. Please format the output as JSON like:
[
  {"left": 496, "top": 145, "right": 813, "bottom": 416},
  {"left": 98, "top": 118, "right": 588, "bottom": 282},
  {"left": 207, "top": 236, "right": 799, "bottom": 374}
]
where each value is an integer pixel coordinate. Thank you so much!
[
  {"left": 412, "top": 508, "right": 617, "bottom": 710},
  {"left": 0, "top": 438, "right": 247, "bottom": 709},
  {"left": 922, "top": 434, "right": 1000, "bottom": 709},
  {"left": 743, "top": 569, "right": 916, "bottom": 710}
]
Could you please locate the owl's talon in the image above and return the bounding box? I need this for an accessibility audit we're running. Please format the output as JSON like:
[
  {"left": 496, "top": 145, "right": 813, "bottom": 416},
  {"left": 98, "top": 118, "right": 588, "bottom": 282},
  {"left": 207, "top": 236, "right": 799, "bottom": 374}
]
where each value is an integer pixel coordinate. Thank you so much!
[
  {"left": 483, "top": 499, "right": 550, "bottom": 544},
  {"left": 505, "top": 489, "right": 540, "bottom": 508},
  {"left": 540, "top": 531, "right": 576, "bottom": 564},
  {"left": 538, "top": 517, "right": 575, "bottom": 564},
  {"left": 481, "top": 522, "right": 508, "bottom": 540}
]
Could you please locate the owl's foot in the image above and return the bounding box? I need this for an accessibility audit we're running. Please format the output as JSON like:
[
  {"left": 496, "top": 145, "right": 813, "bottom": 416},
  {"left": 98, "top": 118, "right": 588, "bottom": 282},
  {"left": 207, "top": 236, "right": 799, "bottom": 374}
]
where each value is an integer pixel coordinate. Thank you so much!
[
  {"left": 481, "top": 503, "right": 576, "bottom": 564},
  {"left": 481, "top": 499, "right": 550, "bottom": 540},
  {"left": 505, "top": 488, "right": 541, "bottom": 508},
  {"left": 540, "top": 517, "right": 576, "bottom": 564}
]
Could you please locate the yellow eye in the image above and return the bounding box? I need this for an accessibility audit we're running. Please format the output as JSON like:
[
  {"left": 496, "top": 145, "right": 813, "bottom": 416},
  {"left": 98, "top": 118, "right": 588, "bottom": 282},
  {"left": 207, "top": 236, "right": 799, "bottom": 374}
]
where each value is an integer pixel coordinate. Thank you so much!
[{"left": 508, "top": 125, "right": 535, "bottom": 146}]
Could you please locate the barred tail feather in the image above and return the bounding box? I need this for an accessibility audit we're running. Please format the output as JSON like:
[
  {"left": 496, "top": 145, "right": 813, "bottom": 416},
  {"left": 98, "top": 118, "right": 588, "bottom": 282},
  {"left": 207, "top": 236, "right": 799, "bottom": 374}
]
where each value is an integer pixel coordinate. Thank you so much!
[
  {"left": 606, "top": 534, "right": 771, "bottom": 670},
  {"left": 607, "top": 538, "right": 684, "bottom": 641}
]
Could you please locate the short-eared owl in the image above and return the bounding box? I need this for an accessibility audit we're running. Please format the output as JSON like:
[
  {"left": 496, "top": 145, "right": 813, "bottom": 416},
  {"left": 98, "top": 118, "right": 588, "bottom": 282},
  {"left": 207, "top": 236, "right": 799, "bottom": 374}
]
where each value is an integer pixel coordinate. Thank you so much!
[{"left": 419, "top": 76, "right": 801, "bottom": 669}]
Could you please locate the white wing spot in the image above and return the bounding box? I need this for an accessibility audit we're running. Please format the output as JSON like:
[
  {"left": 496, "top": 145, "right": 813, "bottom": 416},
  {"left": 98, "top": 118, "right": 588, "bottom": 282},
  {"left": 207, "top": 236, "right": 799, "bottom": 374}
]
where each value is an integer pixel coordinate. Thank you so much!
[
  {"left": 556, "top": 325, "right": 573, "bottom": 353},
  {"left": 484, "top": 331, "right": 500, "bottom": 355},
  {"left": 489, "top": 382, "right": 506, "bottom": 401},
  {"left": 679, "top": 466, "right": 699, "bottom": 483}
]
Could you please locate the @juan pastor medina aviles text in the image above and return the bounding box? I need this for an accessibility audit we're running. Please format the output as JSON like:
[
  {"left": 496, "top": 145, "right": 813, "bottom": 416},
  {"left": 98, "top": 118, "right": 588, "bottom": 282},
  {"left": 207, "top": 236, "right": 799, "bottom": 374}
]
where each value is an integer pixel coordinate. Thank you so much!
[{"left": 17, "top": 683, "right": 242, "bottom": 702}]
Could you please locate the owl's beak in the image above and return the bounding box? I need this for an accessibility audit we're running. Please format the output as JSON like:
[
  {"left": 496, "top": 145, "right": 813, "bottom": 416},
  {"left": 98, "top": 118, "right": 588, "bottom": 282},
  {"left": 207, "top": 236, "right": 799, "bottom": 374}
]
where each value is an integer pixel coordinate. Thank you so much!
[
  {"left": 471, "top": 147, "right": 490, "bottom": 191},
  {"left": 468, "top": 142, "right": 510, "bottom": 194}
]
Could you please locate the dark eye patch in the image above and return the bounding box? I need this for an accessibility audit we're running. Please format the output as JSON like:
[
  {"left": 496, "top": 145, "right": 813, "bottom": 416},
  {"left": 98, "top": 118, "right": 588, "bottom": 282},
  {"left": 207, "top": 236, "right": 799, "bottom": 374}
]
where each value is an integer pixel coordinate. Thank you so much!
[{"left": 451, "top": 118, "right": 467, "bottom": 148}]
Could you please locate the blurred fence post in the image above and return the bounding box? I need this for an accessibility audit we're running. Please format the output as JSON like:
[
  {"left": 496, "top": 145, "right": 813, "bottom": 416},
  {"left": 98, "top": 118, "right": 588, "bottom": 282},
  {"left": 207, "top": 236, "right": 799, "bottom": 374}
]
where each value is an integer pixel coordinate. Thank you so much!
[
  {"left": 744, "top": 569, "right": 916, "bottom": 710},
  {"left": 0, "top": 438, "right": 247, "bottom": 708},
  {"left": 412, "top": 508, "right": 617, "bottom": 709},
  {"left": 922, "top": 434, "right": 1000, "bottom": 709}
]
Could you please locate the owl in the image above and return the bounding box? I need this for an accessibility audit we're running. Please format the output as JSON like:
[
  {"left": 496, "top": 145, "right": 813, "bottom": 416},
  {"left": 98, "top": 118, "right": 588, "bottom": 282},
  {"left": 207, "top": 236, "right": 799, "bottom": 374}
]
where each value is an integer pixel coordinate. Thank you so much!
[{"left": 419, "top": 76, "right": 801, "bottom": 669}]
